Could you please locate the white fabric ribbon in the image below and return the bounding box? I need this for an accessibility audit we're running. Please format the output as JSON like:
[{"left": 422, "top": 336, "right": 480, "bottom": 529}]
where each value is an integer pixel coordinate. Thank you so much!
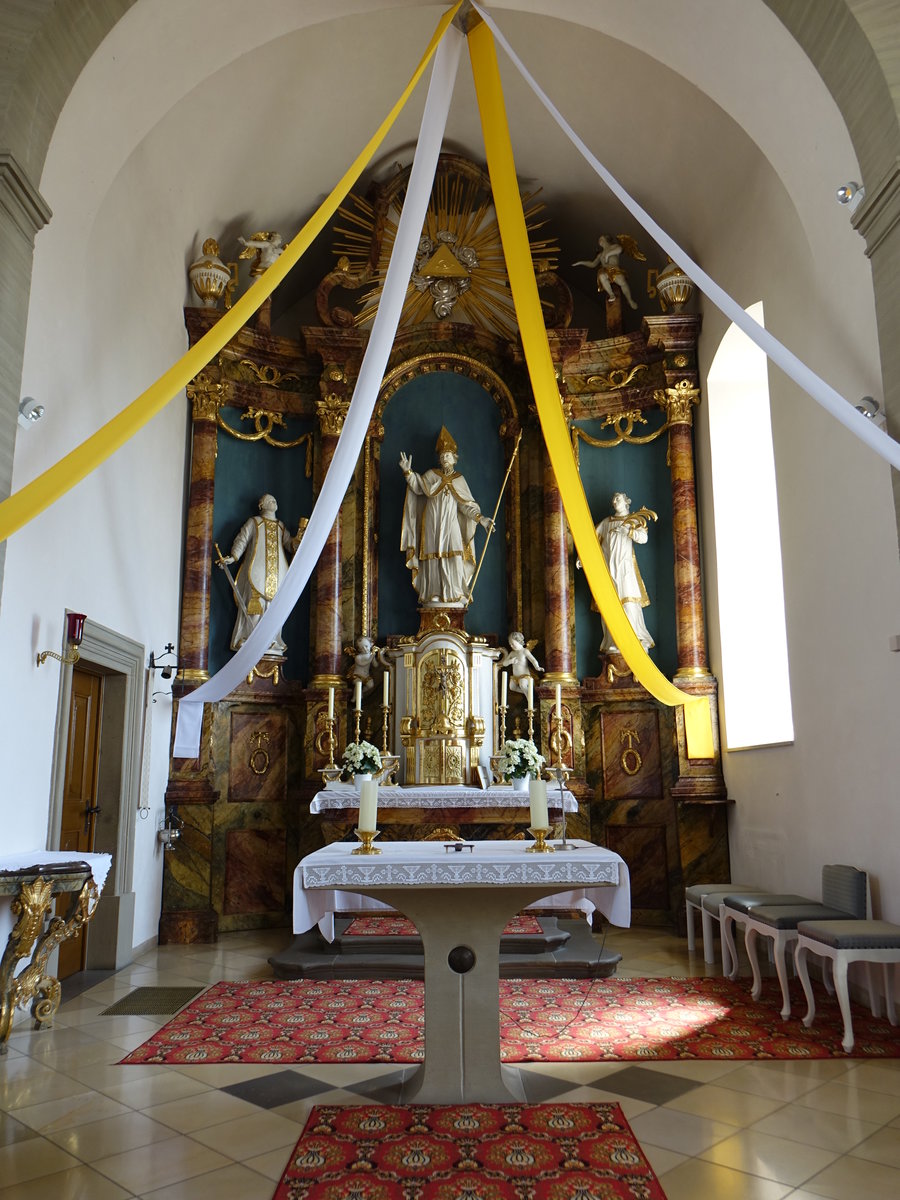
[
  {"left": 173, "top": 26, "right": 463, "bottom": 757},
  {"left": 472, "top": 3, "right": 900, "bottom": 473}
]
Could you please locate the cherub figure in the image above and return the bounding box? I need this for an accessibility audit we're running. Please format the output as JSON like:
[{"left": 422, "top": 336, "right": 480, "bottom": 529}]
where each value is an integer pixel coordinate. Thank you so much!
[
  {"left": 499, "top": 631, "right": 544, "bottom": 695},
  {"left": 573, "top": 234, "right": 646, "bottom": 309},
  {"left": 346, "top": 635, "right": 388, "bottom": 694},
  {"left": 238, "top": 231, "right": 285, "bottom": 274}
]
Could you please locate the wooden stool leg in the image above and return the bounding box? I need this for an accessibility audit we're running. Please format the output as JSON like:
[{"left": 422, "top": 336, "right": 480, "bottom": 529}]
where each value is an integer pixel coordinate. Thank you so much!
[
  {"left": 747, "top": 926, "right": 763, "bottom": 1000},
  {"left": 701, "top": 906, "right": 718, "bottom": 965},
  {"left": 832, "top": 955, "right": 855, "bottom": 1053},
  {"left": 773, "top": 931, "right": 793, "bottom": 1020},
  {"left": 795, "top": 941, "right": 817, "bottom": 1030},
  {"left": 884, "top": 963, "right": 897, "bottom": 1026},
  {"left": 685, "top": 900, "right": 696, "bottom": 954}
]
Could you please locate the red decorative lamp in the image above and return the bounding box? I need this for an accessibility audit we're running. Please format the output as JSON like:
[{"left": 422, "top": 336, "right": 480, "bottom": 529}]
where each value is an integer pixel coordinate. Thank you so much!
[{"left": 37, "top": 612, "right": 86, "bottom": 667}]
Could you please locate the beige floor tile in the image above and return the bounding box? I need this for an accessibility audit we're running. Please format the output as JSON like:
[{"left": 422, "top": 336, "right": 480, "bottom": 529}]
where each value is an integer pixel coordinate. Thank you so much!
[
  {"left": 243, "top": 1145, "right": 299, "bottom": 1182},
  {"left": 750, "top": 1103, "right": 878, "bottom": 1152},
  {"left": 636, "top": 1142, "right": 689, "bottom": 1177},
  {"left": 796, "top": 1079, "right": 900, "bottom": 1124},
  {"left": 657, "top": 1157, "right": 792, "bottom": 1199},
  {"left": 188, "top": 1110, "right": 302, "bottom": 1158},
  {"left": 92, "top": 1135, "right": 230, "bottom": 1193},
  {"left": 12, "top": 1088, "right": 130, "bottom": 1133},
  {"left": 641, "top": 1058, "right": 745, "bottom": 1082},
  {"left": 664, "top": 1083, "right": 786, "bottom": 1125},
  {"left": 711, "top": 1062, "right": 826, "bottom": 1102},
  {"left": 628, "top": 1105, "right": 736, "bottom": 1155},
  {"left": 46, "top": 1109, "right": 181, "bottom": 1160},
  {"left": 97, "top": 1070, "right": 212, "bottom": 1108},
  {"left": 169, "top": 1062, "right": 294, "bottom": 1087},
  {"left": 143, "top": 1089, "right": 263, "bottom": 1132},
  {"left": 0, "top": 1163, "right": 133, "bottom": 1199},
  {"left": 799, "top": 1154, "right": 900, "bottom": 1198},
  {"left": 841, "top": 1061, "right": 900, "bottom": 1097},
  {"left": 700, "top": 1128, "right": 839, "bottom": 1186},
  {"left": 140, "top": 1161, "right": 276, "bottom": 1200},
  {"left": 63, "top": 1060, "right": 166, "bottom": 1090},
  {"left": 0, "top": 1063, "right": 88, "bottom": 1111},
  {"left": 848, "top": 1125, "right": 900, "bottom": 1169},
  {"left": 0, "top": 1137, "right": 80, "bottom": 1188}
]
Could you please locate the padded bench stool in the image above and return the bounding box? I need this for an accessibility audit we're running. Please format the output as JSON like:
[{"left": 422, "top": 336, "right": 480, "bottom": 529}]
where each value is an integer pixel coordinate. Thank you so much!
[
  {"left": 684, "top": 883, "right": 756, "bottom": 963},
  {"left": 794, "top": 919, "right": 900, "bottom": 1052},
  {"left": 712, "top": 893, "right": 810, "bottom": 978}
]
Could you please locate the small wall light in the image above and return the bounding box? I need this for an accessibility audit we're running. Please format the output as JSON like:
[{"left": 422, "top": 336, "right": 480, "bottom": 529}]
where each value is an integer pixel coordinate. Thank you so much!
[
  {"left": 17, "top": 397, "right": 45, "bottom": 429},
  {"left": 37, "top": 612, "right": 86, "bottom": 667},
  {"left": 836, "top": 181, "right": 865, "bottom": 210},
  {"left": 158, "top": 805, "right": 183, "bottom": 851},
  {"left": 149, "top": 642, "right": 180, "bottom": 681}
]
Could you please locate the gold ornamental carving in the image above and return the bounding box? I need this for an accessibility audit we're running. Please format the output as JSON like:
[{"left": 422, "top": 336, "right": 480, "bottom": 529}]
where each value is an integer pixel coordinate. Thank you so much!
[
  {"left": 655, "top": 379, "right": 700, "bottom": 425},
  {"left": 316, "top": 394, "right": 349, "bottom": 436},
  {"left": 186, "top": 372, "right": 224, "bottom": 422},
  {"left": 619, "top": 728, "right": 643, "bottom": 776},
  {"left": 565, "top": 364, "right": 648, "bottom": 394},
  {"left": 572, "top": 409, "right": 668, "bottom": 458},
  {"left": 420, "top": 650, "right": 465, "bottom": 735},
  {"left": 248, "top": 730, "right": 270, "bottom": 776},
  {"left": 216, "top": 407, "right": 313, "bottom": 469}
]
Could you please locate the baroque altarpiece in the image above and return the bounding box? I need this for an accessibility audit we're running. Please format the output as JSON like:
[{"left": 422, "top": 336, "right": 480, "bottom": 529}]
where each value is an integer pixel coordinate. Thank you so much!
[{"left": 162, "top": 155, "right": 729, "bottom": 944}]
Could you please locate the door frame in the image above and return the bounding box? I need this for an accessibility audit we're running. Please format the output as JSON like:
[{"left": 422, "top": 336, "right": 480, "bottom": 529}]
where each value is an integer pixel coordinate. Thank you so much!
[{"left": 47, "top": 616, "right": 146, "bottom": 967}]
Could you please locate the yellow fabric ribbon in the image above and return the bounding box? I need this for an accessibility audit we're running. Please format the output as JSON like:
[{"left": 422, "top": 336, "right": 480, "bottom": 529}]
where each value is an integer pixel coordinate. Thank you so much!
[
  {"left": 0, "top": 1, "right": 462, "bottom": 546},
  {"left": 468, "top": 20, "right": 714, "bottom": 759}
]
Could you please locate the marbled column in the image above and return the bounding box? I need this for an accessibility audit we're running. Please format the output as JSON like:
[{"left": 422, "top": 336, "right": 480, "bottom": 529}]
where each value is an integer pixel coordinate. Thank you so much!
[
  {"left": 657, "top": 380, "right": 709, "bottom": 678},
  {"left": 311, "top": 367, "right": 349, "bottom": 684},
  {"left": 180, "top": 374, "right": 223, "bottom": 682},
  {"left": 541, "top": 443, "right": 577, "bottom": 682}
]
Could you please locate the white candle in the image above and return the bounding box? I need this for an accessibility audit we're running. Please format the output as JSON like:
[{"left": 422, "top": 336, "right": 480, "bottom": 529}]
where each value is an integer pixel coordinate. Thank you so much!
[
  {"left": 383, "top": 669, "right": 390, "bottom": 706},
  {"left": 354, "top": 680, "right": 362, "bottom": 711},
  {"left": 500, "top": 670, "right": 508, "bottom": 706},
  {"left": 327, "top": 687, "right": 334, "bottom": 719},
  {"left": 526, "top": 676, "right": 533, "bottom": 710},
  {"left": 529, "top": 778, "right": 548, "bottom": 830},
  {"left": 555, "top": 684, "right": 562, "bottom": 718},
  {"left": 358, "top": 780, "right": 378, "bottom": 832}
]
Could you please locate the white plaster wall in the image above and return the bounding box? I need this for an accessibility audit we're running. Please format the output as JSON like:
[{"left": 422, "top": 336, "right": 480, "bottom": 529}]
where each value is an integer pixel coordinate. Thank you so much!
[{"left": 1, "top": 0, "right": 897, "bottom": 950}]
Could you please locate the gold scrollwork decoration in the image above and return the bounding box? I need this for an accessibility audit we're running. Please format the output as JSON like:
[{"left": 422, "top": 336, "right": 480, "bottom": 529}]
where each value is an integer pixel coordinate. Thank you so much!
[
  {"left": 216, "top": 408, "right": 313, "bottom": 470},
  {"left": 316, "top": 394, "right": 349, "bottom": 436},
  {"left": 248, "top": 730, "right": 270, "bottom": 776},
  {"left": 236, "top": 359, "right": 302, "bottom": 389},
  {"left": 654, "top": 378, "right": 700, "bottom": 425},
  {"left": 565, "top": 363, "right": 649, "bottom": 394},
  {"left": 572, "top": 408, "right": 669, "bottom": 462},
  {"left": 186, "top": 371, "right": 224, "bottom": 422},
  {"left": 619, "top": 728, "right": 643, "bottom": 776}
]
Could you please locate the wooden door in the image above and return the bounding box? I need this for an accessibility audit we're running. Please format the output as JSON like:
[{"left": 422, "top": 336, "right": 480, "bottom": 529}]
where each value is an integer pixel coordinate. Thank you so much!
[{"left": 57, "top": 668, "right": 103, "bottom": 978}]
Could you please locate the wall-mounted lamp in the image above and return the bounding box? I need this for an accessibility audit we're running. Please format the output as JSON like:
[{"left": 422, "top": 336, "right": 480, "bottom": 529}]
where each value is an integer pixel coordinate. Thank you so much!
[
  {"left": 149, "top": 642, "right": 180, "bottom": 680},
  {"left": 17, "top": 397, "right": 45, "bottom": 429},
  {"left": 836, "top": 181, "right": 865, "bottom": 211},
  {"left": 37, "top": 612, "right": 86, "bottom": 667},
  {"left": 158, "top": 805, "right": 183, "bottom": 851}
]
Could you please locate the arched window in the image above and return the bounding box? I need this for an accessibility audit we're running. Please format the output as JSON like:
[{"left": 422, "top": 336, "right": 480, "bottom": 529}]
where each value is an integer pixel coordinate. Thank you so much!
[{"left": 707, "top": 302, "right": 793, "bottom": 749}]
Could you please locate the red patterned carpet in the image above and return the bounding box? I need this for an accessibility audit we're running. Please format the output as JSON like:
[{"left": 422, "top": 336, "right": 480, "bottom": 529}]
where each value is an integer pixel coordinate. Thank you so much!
[
  {"left": 120, "top": 975, "right": 900, "bottom": 1065},
  {"left": 343, "top": 913, "right": 543, "bottom": 937},
  {"left": 274, "top": 1103, "right": 667, "bottom": 1199}
]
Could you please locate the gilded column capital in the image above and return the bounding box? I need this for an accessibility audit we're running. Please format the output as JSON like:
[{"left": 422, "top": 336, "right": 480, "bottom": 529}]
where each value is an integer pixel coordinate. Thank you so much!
[
  {"left": 655, "top": 379, "right": 700, "bottom": 425},
  {"left": 186, "top": 372, "right": 224, "bottom": 421},
  {"left": 316, "top": 363, "right": 351, "bottom": 435}
]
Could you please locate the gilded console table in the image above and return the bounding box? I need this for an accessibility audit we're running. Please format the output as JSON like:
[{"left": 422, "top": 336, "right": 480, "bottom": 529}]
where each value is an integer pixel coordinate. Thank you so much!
[{"left": 0, "top": 853, "right": 110, "bottom": 1052}]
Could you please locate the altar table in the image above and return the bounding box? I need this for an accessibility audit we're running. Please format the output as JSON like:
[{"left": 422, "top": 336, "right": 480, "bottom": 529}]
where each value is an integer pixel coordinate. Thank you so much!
[{"left": 294, "top": 839, "right": 629, "bottom": 1102}]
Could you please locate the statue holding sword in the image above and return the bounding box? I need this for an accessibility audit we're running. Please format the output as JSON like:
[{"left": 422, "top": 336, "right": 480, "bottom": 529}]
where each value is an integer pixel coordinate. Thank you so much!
[{"left": 215, "top": 494, "right": 306, "bottom": 654}]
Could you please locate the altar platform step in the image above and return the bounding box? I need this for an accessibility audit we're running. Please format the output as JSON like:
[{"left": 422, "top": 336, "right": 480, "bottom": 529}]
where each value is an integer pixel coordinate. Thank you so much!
[{"left": 268, "top": 917, "right": 622, "bottom": 981}]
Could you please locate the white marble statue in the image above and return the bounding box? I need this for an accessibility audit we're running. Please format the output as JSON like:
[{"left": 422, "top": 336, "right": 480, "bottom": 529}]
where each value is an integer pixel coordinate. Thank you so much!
[
  {"left": 573, "top": 234, "right": 645, "bottom": 310},
  {"left": 499, "top": 632, "right": 544, "bottom": 694},
  {"left": 238, "top": 231, "right": 285, "bottom": 273},
  {"left": 579, "top": 491, "right": 656, "bottom": 654},
  {"left": 348, "top": 635, "right": 387, "bottom": 695},
  {"left": 219, "top": 494, "right": 302, "bottom": 653},
  {"left": 399, "top": 426, "right": 494, "bottom": 607}
]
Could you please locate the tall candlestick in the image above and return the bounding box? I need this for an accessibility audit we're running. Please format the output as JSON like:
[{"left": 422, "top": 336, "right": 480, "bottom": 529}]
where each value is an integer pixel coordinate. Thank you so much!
[
  {"left": 555, "top": 684, "right": 562, "bottom": 717},
  {"left": 358, "top": 780, "right": 378, "bottom": 832},
  {"left": 383, "top": 670, "right": 390, "bottom": 706},
  {"left": 529, "top": 778, "right": 549, "bottom": 829},
  {"left": 354, "top": 679, "right": 362, "bottom": 711},
  {"left": 328, "top": 687, "right": 334, "bottom": 719},
  {"left": 500, "top": 671, "right": 508, "bottom": 707}
]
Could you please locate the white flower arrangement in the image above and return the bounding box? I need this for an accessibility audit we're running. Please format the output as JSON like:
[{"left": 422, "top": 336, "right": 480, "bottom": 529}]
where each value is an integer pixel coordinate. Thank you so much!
[
  {"left": 341, "top": 740, "right": 382, "bottom": 777},
  {"left": 496, "top": 738, "right": 544, "bottom": 781}
]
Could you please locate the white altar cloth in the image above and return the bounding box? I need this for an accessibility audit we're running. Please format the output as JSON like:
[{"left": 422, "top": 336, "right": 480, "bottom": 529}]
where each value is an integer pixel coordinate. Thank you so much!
[
  {"left": 0, "top": 851, "right": 112, "bottom": 952},
  {"left": 310, "top": 783, "right": 578, "bottom": 813},
  {"left": 294, "top": 839, "right": 629, "bottom": 940}
]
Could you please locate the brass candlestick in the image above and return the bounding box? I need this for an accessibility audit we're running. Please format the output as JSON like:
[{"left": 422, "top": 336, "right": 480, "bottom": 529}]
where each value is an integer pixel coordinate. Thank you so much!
[
  {"left": 497, "top": 700, "right": 508, "bottom": 748},
  {"left": 354, "top": 706, "right": 362, "bottom": 744},
  {"left": 527, "top": 701, "right": 535, "bottom": 742},
  {"left": 352, "top": 827, "right": 381, "bottom": 855},
  {"left": 526, "top": 827, "right": 554, "bottom": 853},
  {"left": 380, "top": 703, "right": 391, "bottom": 754},
  {"left": 327, "top": 716, "right": 336, "bottom": 767}
]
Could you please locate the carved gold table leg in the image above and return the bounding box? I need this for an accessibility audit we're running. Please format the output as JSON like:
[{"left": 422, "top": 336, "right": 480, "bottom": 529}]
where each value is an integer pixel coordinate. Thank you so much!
[{"left": 1, "top": 874, "right": 99, "bottom": 1052}]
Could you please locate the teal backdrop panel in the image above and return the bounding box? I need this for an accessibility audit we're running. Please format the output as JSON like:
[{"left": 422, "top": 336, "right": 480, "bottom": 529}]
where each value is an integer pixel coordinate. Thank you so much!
[
  {"left": 573, "top": 424, "right": 676, "bottom": 680},
  {"left": 210, "top": 422, "right": 313, "bottom": 679},
  {"left": 379, "top": 372, "right": 506, "bottom": 639}
]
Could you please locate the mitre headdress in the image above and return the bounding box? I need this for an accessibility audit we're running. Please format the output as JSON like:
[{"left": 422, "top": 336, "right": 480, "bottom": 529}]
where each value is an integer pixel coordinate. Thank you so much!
[{"left": 435, "top": 426, "right": 458, "bottom": 457}]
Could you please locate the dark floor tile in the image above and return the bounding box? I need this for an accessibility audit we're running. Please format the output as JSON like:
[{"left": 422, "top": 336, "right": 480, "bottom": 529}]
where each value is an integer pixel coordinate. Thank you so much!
[
  {"left": 586, "top": 1065, "right": 702, "bottom": 1104},
  {"left": 0, "top": 1113, "right": 39, "bottom": 1146},
  {"left": 520, "top": 1071, "right": 579, "bottom": 1102},
  {"left": 348, "top": 1069, "right": 412, "bottom": 1102},
  {"left": 60, "top": 969, "right": 117, "bottom": 1002},
  {"left": 222, "top": 1069, "right": 335, "bottom": 1108}
]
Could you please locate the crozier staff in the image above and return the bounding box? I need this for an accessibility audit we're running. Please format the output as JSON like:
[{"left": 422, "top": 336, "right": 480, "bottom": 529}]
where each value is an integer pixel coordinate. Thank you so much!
[{"left": 399, "top": 426, "right": 493, "bottom": 607}]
